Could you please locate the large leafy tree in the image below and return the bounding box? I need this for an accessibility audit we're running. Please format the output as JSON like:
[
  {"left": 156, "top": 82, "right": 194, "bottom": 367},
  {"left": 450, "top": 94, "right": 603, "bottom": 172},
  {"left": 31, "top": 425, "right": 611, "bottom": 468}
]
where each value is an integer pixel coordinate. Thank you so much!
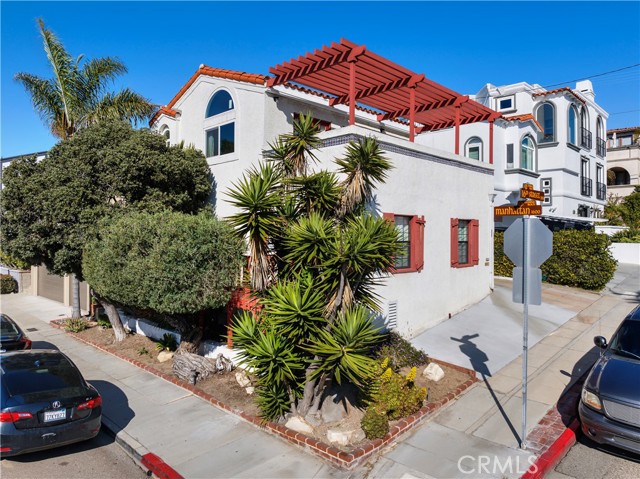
[
  {"left": 13, "top": 19, "right": 156, "bottom": 317},
  {"left": 0, "top": 121, "right": 213, "bottom": 339},
  {"left": 83, "top": 211, "right": 244, "bottom": 346},
  {"left": 228, "top": 115, "right": 398, "bottom": 422}
]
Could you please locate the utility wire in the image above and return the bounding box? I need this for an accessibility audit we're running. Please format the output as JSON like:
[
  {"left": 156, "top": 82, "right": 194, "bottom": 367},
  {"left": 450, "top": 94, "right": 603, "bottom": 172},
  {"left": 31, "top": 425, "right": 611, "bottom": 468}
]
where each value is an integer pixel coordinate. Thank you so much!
[{"left": 542, "top": 64, "right": 640, "bottom": 89}]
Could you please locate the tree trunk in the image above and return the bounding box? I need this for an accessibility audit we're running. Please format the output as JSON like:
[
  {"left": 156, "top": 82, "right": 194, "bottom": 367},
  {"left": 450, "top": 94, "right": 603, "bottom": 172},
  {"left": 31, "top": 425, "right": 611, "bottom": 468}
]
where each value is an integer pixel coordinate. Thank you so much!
[
  {"left": 71, "top": 274, "right": 81, "bottom": 319},
  {"left": 173, "top": 352, "right": 218, "bottom": 384},
  {"left": 176, "top": 327, "right": 203, "bottom": 354},
  {"left": 98, "top": 296, "right": 127, "bottom": 342},
  {"left": 298, "top": 362, "right": 320, "bottom": 416}
]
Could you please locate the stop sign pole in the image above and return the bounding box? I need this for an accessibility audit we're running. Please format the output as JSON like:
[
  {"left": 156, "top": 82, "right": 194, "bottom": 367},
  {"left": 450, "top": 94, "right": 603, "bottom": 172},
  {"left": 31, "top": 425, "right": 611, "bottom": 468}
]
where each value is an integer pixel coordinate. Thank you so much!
[{"left": 502, "top": 185, "right": 552, "bottom": 450}]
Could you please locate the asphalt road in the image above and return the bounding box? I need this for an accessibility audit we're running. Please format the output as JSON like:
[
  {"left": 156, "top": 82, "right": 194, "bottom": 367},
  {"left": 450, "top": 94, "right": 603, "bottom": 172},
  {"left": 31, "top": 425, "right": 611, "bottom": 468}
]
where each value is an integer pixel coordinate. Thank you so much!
[
  {"left": 0, "top": 430, "right": 149, "bottom": 479},
  {"left": 553, "top": 432, "right": 640, "bottom": 479}
]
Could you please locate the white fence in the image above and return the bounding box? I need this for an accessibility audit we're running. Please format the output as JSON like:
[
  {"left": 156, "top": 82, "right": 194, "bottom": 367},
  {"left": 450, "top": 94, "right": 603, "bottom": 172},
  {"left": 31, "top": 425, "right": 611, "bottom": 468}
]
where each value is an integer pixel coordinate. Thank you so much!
[{"left": 610, "top": 243, "right": 640, "bottom": 265}]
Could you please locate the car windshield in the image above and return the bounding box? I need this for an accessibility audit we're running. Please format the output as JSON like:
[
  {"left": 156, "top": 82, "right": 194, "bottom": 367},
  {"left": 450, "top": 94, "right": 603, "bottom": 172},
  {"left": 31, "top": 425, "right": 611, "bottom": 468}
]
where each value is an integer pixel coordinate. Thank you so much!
[
  {"left": 0, "top": 354, "right": 85, "bottom": 398},
  {"left": 609, "top": 320, "right": 640, "bottom": 360},
  {"left": 0, "top": 315, "right": 20, "bottom": 337}
]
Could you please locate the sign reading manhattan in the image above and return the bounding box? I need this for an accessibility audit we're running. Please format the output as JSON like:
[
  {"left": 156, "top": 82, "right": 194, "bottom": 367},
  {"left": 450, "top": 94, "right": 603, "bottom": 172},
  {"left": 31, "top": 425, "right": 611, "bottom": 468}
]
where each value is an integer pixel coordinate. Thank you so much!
[
  {"left": 520, "top": 183, "right": 545, "bottom": 202},
  {"left": 495, "top": 202, "right": 542, "bottom": 217}
]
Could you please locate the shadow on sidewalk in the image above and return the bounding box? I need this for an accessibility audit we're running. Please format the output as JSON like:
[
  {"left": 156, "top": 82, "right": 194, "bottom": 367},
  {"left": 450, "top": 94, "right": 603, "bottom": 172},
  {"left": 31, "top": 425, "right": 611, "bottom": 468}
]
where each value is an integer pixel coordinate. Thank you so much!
[
  {"left": 451, "top": 333, "right": 522, "bottom": 445},
  {"left": 89, "top": 380, "right": 135, "bottom": 430}
]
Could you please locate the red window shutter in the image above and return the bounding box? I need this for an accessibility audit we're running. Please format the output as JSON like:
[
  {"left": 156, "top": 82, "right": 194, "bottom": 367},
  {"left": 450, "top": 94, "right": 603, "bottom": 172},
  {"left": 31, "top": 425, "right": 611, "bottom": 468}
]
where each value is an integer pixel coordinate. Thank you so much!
[
  {"left": 410, "top": 216, "right": 425, "bottom": 272},
  {"left": 469, "top": 219, "right": 479, "bottom": 266},
  {"left": 382, "top": 212, "right": 394, "bottom": 222},
  {"left": 450, "top": 218, "right": 459, "bottom": 267}
]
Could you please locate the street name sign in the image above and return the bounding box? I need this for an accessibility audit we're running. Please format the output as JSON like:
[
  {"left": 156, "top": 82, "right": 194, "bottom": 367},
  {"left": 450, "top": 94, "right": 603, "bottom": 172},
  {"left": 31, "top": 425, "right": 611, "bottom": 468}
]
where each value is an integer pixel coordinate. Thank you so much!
[
  {"left": 520, "top": 183, "right": 545, "bottom": 202},
  {"left": 494, "top": 202, "right": 542, "bottom": 217}
]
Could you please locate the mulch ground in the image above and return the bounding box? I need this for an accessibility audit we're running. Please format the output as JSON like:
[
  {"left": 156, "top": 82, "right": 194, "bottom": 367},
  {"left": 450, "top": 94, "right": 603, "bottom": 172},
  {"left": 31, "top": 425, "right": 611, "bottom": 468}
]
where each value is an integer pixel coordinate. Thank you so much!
[{"left": 57, "top": 319, "right": 475, "bottom": 463}]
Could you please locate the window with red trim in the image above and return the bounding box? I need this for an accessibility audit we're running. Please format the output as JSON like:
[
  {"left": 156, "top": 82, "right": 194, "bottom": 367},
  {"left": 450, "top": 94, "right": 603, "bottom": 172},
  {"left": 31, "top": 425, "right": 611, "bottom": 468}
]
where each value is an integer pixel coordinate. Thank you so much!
[
  {"left": 383, "top": 213, "right": 425, "bottom": 273},
  {"left": 451, "top": 218, "right": 479, "bottom": 268}
]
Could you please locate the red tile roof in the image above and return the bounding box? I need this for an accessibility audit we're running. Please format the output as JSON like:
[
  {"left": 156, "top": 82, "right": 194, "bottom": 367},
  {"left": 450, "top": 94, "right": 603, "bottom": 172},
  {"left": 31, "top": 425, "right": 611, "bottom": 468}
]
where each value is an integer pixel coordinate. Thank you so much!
[
  {"left": 501, "top": 113, "right": 543, "bottom": 131},
  {"left": 150, "top": 66, "right": 267, "bottom": 125},
  {"left": 532, "top": 87, "right": 586, "bottom": 105},
  {"left": 607, "top": 126, "right": 640, "bottom": 134}
]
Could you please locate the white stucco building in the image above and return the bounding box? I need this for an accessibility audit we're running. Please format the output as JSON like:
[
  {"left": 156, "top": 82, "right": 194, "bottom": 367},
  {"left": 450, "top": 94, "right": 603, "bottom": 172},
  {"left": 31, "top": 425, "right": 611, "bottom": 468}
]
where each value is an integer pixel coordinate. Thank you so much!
[
  {"left": 421, "top": 80, "right": 609, "bottom": 231},
  {"left": 151, "top": 40, "right": 498, "bottom": 337}
]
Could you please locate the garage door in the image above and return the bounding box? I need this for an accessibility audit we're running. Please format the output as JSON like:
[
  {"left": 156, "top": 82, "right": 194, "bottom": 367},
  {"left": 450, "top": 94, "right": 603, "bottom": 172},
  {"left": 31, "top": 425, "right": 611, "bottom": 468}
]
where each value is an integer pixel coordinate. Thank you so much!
[{"left": 37, "top": 267, "right": 64, "bottom": 303}]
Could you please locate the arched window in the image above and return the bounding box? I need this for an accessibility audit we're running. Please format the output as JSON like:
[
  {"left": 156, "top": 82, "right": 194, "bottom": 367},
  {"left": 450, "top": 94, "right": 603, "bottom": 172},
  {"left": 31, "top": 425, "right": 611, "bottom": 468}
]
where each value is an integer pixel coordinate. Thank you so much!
[
  {"left": 596, "top": 117, "right": 605, "bottom": 157},
  {"left": 206, "top": 90, "right": 234, "bottom": 118},
  {"left": 608, "top": 167, "right": 631, "bottom": 186},
  {"left": 521, "top": 135, "right": 536, "bottom": 171},
  {"left": 568, "top": 105, "right": 578, "bottom": 145},
  {"left": 160, "top": 126, "right": 170, "bottom": 147},
  {"left": 204, "top": 90, "right": 235, "bottom": 157},
  {"left": 536, "top": 102, "right": 555, "bottom": 143},
  {"left": 580, "top": 107, "right": 591, "bottom": 149},
  {"left": 465, "top": 137, "right": 483, "bottom": 162}
]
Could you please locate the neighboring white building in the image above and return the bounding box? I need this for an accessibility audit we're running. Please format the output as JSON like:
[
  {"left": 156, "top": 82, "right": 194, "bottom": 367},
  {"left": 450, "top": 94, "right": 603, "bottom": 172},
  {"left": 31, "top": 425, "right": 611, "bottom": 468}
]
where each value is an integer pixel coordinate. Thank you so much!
[
  {"left": 151, "top": 40, "right": 498, "bottom": 337},
  {"left": 607, "top": 126, "right": 640, "bottom": 199},
  {"left": 422, "top": 80, "right": 609, "bottom": 231}
]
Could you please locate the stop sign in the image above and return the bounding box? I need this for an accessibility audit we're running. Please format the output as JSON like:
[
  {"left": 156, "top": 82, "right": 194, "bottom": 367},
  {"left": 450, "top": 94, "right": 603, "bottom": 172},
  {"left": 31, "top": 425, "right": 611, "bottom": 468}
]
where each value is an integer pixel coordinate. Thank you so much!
[{"left": 504, "top": 217, "right": 553, "bottom": 268}]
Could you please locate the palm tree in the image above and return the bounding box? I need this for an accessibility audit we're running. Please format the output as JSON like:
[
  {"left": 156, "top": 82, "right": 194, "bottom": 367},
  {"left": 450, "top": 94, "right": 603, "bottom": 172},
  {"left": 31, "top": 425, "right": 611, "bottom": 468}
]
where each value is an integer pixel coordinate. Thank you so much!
[
  {"left": 15, "top": 19, "right": 156, "bottom": 318},
  {"left": 336, "top": 137, "right": 394, "bottom": 218}
]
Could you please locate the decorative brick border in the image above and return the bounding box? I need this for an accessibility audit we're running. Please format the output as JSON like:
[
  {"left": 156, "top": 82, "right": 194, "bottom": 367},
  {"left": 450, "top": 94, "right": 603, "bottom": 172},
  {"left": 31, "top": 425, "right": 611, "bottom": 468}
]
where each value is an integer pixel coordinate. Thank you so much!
[{"left": 53, "top": 321, "right": 477, "bottom": 469}]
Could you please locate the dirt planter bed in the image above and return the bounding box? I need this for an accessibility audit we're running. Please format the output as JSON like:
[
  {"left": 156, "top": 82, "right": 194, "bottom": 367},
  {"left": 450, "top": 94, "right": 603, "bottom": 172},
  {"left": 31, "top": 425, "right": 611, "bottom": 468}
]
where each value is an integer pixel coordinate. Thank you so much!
[{"left": 52, "top": 321, "right": 478, "bottom": 469}]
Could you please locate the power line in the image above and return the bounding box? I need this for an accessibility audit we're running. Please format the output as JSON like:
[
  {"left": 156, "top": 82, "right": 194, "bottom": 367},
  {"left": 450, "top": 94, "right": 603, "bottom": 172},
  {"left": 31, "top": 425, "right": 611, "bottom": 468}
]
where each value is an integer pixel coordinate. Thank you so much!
[
  {"left": 542, "top": 64, "right": 640, "bottom": 89},
  {"left": 472, "top": 63, "right": 640, "bottom": 103}
]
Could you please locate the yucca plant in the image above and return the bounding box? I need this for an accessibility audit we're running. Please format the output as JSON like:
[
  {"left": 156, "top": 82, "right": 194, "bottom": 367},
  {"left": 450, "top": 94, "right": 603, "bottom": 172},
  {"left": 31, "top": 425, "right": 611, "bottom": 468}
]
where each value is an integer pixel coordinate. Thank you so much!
[{"left": 228, "top": 117, "right": 398, "bottom": 422}]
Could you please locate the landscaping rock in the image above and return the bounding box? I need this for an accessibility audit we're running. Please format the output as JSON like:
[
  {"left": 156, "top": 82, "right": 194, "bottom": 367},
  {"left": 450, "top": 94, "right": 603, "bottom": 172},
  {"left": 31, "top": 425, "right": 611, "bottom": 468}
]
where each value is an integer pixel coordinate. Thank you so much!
[
  {"left": 320, "top": 382, "right": 358, "bottom": 423},
  {"left": 245, "top": 386, "right": 255, "bottom": 395},
  {"left": 423, "top": 362, "right": 445, "bottom": 382},
  {"left": 235, "top": 371, "right": 251, "bottom": 388},
  {"left": 285, "top": 416, "right": 314, "bottom": 435},
  {"left": 157, "top": 350, "right": 174, "bottom": 363},
  {"left": 326, "top": 428, "right": 365, "bottom": 446}
]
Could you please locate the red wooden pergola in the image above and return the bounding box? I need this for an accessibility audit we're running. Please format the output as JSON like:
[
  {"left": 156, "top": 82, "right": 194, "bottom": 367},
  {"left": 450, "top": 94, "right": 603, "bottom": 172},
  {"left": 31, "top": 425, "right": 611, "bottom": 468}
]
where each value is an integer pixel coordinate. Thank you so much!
[{"left": 268, "top": 39, "right": 501, "bottom": 163}]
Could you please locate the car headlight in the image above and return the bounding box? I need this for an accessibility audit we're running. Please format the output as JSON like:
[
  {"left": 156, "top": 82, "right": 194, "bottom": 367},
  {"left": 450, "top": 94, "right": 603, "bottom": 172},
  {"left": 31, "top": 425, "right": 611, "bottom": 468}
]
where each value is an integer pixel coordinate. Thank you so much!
[{"left": 582, "top": 388, "right": 602, "bottom": 411}]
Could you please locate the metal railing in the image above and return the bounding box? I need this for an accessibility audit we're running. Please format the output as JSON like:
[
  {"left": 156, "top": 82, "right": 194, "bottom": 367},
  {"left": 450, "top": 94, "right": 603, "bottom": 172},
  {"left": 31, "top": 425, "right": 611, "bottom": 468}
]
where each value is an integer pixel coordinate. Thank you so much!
[
  {"left": 580, "top": 128, "right": 592, "bottom": 149},
  {"left": 581, "top": 177, "right": 593, "bottom": 197},
  {"left": 596, "top": 182, "right": 606, "bottom": 200},
  {"left": 597, "top": 137, "right": 606, "bottom": 157}
]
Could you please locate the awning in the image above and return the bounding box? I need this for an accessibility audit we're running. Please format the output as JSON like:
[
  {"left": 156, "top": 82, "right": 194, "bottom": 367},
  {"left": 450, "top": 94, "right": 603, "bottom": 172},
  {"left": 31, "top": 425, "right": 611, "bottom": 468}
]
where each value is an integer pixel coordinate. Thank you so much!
[{"left": 268, "top": 38, "right": 500, "bottom": 140}]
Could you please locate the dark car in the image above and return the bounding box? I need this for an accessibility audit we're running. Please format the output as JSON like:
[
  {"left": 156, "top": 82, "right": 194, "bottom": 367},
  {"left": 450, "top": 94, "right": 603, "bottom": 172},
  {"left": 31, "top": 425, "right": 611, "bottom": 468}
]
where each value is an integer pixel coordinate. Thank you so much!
[
  {"left": 0, "top": 350, "right": 102, "bottom": 457},
  {"left": 579, "top": 305, "right": 640, "bottom": 455},
  {"left": 0, "top": 314, "right": 32, "bottom": 352}
]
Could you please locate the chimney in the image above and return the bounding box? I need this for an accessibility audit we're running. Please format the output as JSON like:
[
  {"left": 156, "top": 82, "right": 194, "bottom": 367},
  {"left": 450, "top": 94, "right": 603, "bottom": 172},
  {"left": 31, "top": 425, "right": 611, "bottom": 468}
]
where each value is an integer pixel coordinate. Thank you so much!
[{"left": 576, "top": 80, "right": 595, "bottom": 101}]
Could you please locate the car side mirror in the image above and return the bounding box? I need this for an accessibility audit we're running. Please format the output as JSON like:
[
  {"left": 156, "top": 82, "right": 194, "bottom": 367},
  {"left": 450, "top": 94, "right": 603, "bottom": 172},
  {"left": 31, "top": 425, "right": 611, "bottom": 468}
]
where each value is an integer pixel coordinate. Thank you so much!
[{"left": 594, "top": 336, "right": 608, "bottom": 349}]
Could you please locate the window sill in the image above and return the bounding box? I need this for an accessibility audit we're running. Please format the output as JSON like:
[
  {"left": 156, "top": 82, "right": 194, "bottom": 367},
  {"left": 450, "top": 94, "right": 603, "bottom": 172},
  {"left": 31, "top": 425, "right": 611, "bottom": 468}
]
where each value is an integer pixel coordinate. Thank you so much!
[
  {"left": 566, "top": 143, "right": 581, "bottom": 152},
  {"left": 504, "top": 168, "right": 540, "bottom": 178},
  {"left": 452, "top": 263, "right": 476, "bottom": 269},
  {"left": 538, "top": 141, "right": 559, "bottom": 149},
  {"left": 206, "top": 154, "right": 238, "bottom": 166},
  {"left": 390, "top": 266, "right": 421, "bottom": 274}
]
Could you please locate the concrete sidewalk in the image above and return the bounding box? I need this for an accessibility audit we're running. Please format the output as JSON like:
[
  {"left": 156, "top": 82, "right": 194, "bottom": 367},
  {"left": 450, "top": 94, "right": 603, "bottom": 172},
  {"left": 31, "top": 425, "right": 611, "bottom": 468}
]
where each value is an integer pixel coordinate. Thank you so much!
[{"left": 1, "top": 264, "right": 637, "bottom": 479}]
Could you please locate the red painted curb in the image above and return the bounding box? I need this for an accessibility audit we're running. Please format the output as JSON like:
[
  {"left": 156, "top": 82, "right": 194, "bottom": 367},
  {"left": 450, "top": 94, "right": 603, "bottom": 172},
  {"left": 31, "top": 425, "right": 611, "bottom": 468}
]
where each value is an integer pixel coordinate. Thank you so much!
[
  {"left": 141, "top": 452, "right": 184, "bottom": 479},
  {"left": 521, "top": 419, "right": 580, "bottom": 479}
]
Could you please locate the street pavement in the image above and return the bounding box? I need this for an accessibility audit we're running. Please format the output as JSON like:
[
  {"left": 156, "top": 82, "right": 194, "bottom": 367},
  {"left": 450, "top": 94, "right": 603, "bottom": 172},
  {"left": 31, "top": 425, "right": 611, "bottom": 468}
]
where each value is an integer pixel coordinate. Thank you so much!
[{"left": 0, "top": 263, "right": 638, "bottom": 479}]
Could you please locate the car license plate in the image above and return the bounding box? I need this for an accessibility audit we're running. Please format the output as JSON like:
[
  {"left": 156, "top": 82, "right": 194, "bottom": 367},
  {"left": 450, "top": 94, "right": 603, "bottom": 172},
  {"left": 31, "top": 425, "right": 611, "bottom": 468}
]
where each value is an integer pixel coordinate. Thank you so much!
[{"left": 44, "top": 409, "right": 66, "bottom": 422}]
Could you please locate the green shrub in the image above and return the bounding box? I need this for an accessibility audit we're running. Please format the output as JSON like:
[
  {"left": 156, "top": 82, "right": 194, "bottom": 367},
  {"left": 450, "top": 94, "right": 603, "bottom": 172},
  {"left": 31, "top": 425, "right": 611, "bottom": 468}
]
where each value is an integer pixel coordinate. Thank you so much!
[
  {"left": 493, "top": 231, "right": 515, "bottom": 277},
  {"left": 542, "top": 230, "right": 617, "bottom": 291},
  {"left": 611, "top": 228, "right": 640, "bottom": 243},
  {"left": 494, "top": 229, "right": 617, "bottom": 291},
  {"left": 361, "top": 407, "right": 389, "bottom": 439},
  {"left": 0, "top": 250, "right": 29, "bottom": 270},
  {"left": 96, "top": 314, "right": 112, "bottom": 329},
  {"left": 0, "top": 274, "right": 18, "bottom": 294},
  {"left": 373, "top": 332, "right": 429, "bottom": 370},
  {"left": 155, "top": 333, "right": 178, "bottom": 352},
  {"left": 364, "top": 358, "right": 427, "bottom": 425},
  {"left": 64, "top": 317, "right": 88, "bottom": 333}
]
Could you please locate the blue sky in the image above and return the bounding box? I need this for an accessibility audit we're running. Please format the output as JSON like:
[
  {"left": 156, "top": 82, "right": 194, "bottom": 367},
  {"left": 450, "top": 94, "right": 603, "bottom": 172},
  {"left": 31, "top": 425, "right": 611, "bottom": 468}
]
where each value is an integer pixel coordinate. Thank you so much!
[{"left": 2, "top": 1, "right": 639, "bottom": 158}]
